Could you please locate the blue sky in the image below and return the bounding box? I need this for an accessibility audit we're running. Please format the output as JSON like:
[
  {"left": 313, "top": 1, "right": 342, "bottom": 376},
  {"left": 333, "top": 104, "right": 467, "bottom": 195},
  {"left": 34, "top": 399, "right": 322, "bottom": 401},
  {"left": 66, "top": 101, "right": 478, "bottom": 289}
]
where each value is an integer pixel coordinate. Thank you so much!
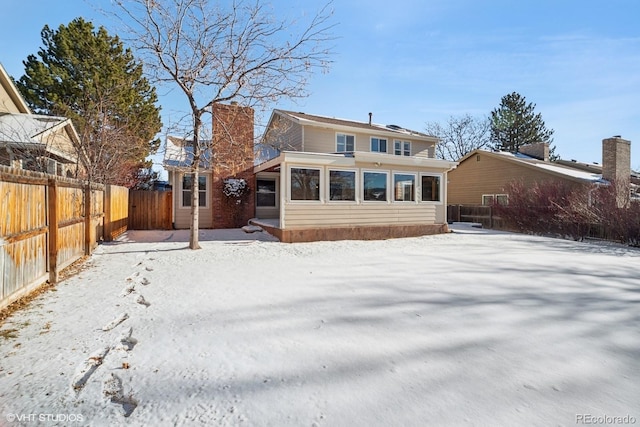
[{"left": 2, "top": 0, "right": 639, "bottom": 171}]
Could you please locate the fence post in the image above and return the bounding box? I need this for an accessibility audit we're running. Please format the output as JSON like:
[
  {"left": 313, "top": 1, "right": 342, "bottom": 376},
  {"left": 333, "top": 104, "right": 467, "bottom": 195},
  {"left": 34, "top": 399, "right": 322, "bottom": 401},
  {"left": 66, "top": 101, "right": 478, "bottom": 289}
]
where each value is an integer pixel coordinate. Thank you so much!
[
  {"left": 84, "top": 184, "right": 92, "bottom": 255},
  {"left": 104, "top": 185, "right": 112, "bottom": 242},
  {"left": 48, "top": 178, "right": 58, "bottom": 284},
  {"left": 489, "top": 205, "right": 493, "bottom": 229}
]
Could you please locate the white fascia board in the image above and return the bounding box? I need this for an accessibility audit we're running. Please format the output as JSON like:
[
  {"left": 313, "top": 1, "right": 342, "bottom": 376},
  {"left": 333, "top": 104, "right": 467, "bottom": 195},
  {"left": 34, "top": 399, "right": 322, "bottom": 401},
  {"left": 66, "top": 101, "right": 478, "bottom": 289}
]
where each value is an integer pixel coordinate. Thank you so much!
[{"left": 353, "top": 151, "right": 458, "bottom": 170}]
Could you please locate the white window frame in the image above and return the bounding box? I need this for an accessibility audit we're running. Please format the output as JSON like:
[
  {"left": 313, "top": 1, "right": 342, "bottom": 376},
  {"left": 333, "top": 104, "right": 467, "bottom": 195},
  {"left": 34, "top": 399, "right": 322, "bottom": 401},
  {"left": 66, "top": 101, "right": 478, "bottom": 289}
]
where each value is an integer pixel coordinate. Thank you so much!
[
  {"left": 393, "top": 172, "right": 417, "bottom": 202},
  {"left": 327, "top": 168, "right": 358, "bottom": 203},
  {"left": 482, "top": 194, "right": 495, "bottom": 206},
  {"left": 496, "top": 194, "right": 509, "bottom": 205},
  {"left": 288, "top": 166, "right": 323, "bottom": 203},
  {"left": 370, "top": 136, "right": 388, "bottom": 153},
  {"left": 180, "top": 173, "right": 209, "bottom": 209},
  {"left": 362, "top": 170, "right": 389, "bottom": 202},
  {"left": 420, "top": 173, "right": 443, "bottom": 204},
  {"left": 336, "top": 133, "right": 356, "bottom": 152},
  {"left": 394, "top": 140, "right": 411, "bottom": 156}
]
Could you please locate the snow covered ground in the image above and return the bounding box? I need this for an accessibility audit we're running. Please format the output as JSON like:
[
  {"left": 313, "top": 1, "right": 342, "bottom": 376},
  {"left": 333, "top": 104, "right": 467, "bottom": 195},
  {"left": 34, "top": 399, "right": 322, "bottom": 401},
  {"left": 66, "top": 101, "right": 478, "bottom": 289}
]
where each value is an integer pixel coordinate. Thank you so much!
[{"left": 0, "top": 224, "right": 638, "bottom": 426}]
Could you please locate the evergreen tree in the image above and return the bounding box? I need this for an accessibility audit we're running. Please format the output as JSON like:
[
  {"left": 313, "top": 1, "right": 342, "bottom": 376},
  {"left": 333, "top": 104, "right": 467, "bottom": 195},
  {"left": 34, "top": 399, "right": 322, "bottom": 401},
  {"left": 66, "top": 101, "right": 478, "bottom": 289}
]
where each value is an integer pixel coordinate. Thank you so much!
[
  {"left": 490, "top": 92, "right": 555, "bottom": 155},
  {"left": 17, "top": 18, "right": 162, "bottom": 185}
]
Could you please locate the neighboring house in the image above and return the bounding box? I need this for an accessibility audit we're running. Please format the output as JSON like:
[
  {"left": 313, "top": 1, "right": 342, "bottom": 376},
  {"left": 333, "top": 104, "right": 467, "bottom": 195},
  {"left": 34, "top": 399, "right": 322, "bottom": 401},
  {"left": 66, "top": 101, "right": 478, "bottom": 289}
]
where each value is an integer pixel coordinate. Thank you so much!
[
  {"left": 448, "top": 138, "right": 638, "bottom": 206},
  {"left": 253, "top": 110, "right": 458, "bottom": 242},
  {"left": 0, "top": 62, "right": 81, "bottom": 177}
]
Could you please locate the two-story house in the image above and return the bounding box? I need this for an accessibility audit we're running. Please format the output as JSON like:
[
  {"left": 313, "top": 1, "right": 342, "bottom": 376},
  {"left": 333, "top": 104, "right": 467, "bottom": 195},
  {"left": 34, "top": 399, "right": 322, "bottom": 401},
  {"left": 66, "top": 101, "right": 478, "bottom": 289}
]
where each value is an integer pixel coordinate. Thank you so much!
[{"left": 252, "top": 110, "right": 458, "bottom": 242}]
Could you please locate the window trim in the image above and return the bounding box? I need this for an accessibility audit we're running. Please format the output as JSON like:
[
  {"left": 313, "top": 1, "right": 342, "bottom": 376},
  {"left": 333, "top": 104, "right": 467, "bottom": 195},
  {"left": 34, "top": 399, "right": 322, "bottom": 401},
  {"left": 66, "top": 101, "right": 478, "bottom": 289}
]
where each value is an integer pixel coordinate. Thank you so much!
[
  {"left": 481, "top": 194, "right": 495, "bottom": 206},
  {"left": 420, "top": 173, "right": 443, "bottom": 204},
  {"left": 327, "top": 168, "right": 358, "bottom": 203},
  {"left": 362, "top": 169, "right": 389, "bottom": 203},
  {"left": 336, "top": 132, "right": 356, "bottom": 152},
  {"left": 180, "top": 173, "right": 209, "bottom": 209},
  {"left": 288, "top": 166, "right": 323, "bottom": 203},
  {"left": 392, "top": 171, "right": 417, "bottom": 203},
  {"left": 370, "top": 136, "right": 388, "bottom": 153},
  {"left": 394, "top": 140, "right": 411, "bottom": 156},
  {"left": 256, "top": 177, "right": 278, "bottom": 208}
]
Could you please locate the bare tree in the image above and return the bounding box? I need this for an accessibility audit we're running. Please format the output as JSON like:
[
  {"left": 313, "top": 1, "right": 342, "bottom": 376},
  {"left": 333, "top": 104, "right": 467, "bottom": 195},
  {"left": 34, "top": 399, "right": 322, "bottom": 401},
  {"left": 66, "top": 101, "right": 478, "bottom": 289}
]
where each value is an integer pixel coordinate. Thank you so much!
[
  {"left": 113, "top": 0, "right": 334, "bottom": 249},
  {"left": 426, "top": 114, "right": 491, "bottom": 161}
]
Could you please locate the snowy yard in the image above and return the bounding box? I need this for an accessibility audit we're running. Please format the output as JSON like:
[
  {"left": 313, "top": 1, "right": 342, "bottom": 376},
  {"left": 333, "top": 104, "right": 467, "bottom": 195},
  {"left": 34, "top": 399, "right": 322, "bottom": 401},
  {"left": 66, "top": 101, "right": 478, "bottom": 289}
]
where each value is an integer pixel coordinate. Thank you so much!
[{"left": 0, "top": 224, "right": 638, "bottom": 426}]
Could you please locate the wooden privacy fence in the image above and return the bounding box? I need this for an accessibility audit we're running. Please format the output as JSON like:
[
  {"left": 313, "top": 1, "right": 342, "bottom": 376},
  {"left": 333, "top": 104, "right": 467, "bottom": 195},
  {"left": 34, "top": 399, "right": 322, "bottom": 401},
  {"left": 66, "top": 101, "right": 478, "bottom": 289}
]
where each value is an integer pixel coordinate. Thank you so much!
[
  {"left": 447, "top": 205, "right": 505, "bottom": 229},
  {"left": 128, "top": 190, "right": 173, "bottom": 230},
  {"left": 0, "top": 166, "right": 128, "bottom": 310}
]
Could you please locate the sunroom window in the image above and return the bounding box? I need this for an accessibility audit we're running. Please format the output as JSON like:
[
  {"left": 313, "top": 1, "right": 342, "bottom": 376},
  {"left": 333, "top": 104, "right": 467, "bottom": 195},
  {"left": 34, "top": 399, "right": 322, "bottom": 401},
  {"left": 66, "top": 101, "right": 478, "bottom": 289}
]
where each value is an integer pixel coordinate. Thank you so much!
[
  {"left": 394, "top": 173, "right": 415, "bottom": 201},
  {"left": 363, "top": 171, "right": 387, "bottom": 201},
  {"left": 290, "top": 168, "right": 320, "bottom": 201},
  {"left": 329, "top": 170, "right": 356, "bottom": 201},
  {"left": 421, "top": 175, "right": 441, "bottom": 202}
]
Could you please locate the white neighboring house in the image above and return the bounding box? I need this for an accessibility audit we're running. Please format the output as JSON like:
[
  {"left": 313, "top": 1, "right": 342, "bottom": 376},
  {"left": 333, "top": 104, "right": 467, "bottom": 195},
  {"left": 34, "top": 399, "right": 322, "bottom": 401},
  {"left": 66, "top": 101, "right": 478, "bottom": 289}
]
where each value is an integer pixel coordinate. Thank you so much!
[{"left": 0, "top": 62, "right": 81, "bottom": 176}]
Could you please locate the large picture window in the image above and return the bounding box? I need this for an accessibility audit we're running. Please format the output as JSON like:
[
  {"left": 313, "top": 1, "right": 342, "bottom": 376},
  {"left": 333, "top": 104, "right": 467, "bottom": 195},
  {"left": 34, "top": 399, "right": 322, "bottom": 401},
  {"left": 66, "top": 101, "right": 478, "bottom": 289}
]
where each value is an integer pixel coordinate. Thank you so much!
[
  {"left": 256, "top": 179, "right": 277, "bottom": 207},
  {"left": 363, "top": 171, "right": 388, "bottom": 201},
  {"left": 394, "top": 173, "right": 415, "bottom": 201},
  {"left": 370, "top": 137, "right": 387, "bottom": 153},
  {"left": 336, "top": 133, "right": 355, "bottom": 152},
  {"left": 182, "top": 174, "right": 207, "bottom": 207},
  {"left": 421, "top": 175, "right": 441, "bottom": 202},
  {"left": 290, "top": 168, "right": 320, "bottom": 201},
  {"left": 329, "top": 170, "right": 356, "bottom": 201}
]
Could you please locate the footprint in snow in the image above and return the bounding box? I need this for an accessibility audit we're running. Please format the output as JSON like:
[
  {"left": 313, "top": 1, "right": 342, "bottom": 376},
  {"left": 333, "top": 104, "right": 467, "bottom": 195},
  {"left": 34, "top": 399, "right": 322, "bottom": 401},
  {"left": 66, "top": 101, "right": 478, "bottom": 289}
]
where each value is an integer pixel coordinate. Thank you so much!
[
  {"left": 102, "top": 373, "right": 138, "bottom": 417},
  {"left": 70, "top": 346, "right": 110, "bottom": 393},
  {"left": 102, "top": 313, "right": 129, "bottom": 331},
  {"left": 135, "top": 294, "right": 150, "bottom": 307},
  {"left": 113, "top": 326, "right": 137, "bottom": 352}
]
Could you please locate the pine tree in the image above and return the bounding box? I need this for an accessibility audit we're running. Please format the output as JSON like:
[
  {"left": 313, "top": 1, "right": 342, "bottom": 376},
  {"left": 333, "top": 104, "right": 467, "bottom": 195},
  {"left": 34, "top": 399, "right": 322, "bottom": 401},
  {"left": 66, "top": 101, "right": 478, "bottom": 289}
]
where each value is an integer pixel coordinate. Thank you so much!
[
  {"left": 17, "top": 18, "right": 162, "bottom": 186},
  {"left": 490, "top": 92, "right": 555, "bottom": 154}
]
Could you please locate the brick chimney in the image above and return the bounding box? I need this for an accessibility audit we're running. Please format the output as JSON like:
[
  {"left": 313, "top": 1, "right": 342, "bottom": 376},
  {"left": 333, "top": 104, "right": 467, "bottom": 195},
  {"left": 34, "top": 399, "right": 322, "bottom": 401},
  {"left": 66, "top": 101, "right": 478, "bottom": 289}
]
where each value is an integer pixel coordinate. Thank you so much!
[
  {"left": 602, "top": 136, "right": 631, "bottom": 207},
  {"left": 519, "top": 142, "right": 549, "bottom": 161},
  {"left": 211, "top": 103, "right": 255, "bottom": 228}
]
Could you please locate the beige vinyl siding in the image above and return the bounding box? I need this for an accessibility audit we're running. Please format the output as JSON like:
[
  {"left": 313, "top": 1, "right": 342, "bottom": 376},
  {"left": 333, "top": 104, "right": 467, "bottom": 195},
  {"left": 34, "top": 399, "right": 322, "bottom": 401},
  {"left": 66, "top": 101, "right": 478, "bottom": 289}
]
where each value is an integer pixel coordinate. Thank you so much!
[
  {"left": 283, "top": 203, "right": 436, "bottom": 228},
  {"left": 270, "top": 114, "right": 303, "bottom": 152},
  {"left": 302, "top": 125, "right": 436, "bottom": 157},
  {"left": 172, "top": 171, "right": 213, "bottom": 229},
  {"left": 448, "top": 153, "right": 581, "bottom": 205},
  {"left": 281, "top": 159, "right": 448, "bottom": 226},
  {"left": 42, "top": 126, "right": 77, "bottom": 160}
]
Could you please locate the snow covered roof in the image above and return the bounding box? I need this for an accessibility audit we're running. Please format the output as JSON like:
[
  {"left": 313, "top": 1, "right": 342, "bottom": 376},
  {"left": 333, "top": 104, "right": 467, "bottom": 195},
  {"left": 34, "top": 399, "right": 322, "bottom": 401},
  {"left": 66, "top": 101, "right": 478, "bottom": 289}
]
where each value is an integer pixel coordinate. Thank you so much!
[
  {"left": 163, "top": 135, "right": 212, "bottom": 170},
  {"left": 0, "top": 113, "right": 78, "bottom": 162},
  {"left": 490, "top": 150, "right": 606, "bottom": 183}
]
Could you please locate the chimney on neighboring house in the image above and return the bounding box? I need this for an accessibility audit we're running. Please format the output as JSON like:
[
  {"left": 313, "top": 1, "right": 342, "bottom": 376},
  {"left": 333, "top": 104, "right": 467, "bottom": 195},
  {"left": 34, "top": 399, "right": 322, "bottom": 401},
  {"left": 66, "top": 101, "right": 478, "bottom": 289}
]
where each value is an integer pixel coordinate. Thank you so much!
[
  {"left": 602, "top": 135, "right": 631, "bottom": 206},
  {"left": 519, "top": 142, "right": 550, "bottom": 162}
]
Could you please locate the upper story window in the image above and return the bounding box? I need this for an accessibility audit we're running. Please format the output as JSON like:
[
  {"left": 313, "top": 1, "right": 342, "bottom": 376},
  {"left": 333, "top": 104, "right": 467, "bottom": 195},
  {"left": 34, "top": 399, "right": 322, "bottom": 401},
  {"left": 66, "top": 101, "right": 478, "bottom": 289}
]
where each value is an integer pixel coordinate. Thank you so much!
[
  {"left": 336, "top": 133, "right": 355, "bottom": 152},
  {"left": 394, "top": 140, "right": 411, "bottom": 156},
  {"left": 370, "top": 137, "right": 387, "bottom": 153}
]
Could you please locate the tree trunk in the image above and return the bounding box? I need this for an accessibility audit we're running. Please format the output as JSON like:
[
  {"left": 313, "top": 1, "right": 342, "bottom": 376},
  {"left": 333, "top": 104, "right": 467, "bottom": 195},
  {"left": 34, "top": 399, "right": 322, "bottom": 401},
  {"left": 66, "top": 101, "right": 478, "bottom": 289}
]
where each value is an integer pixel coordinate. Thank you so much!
[{"left": 189, "top": 114, "right": 202, "bottom": 250}]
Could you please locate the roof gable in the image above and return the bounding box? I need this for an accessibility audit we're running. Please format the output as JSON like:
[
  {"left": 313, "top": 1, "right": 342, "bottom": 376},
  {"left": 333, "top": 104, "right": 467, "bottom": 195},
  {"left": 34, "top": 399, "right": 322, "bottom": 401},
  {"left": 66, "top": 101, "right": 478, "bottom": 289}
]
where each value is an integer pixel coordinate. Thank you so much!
[
  {"left": 273, "top": 110, "right": 437, "bottom": 142},
  {"left": 0, "top": 63, "right": 30, "bottom": 114},
  {"left": 460, "top": 149, "right": 605, "bottom": 184}
]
